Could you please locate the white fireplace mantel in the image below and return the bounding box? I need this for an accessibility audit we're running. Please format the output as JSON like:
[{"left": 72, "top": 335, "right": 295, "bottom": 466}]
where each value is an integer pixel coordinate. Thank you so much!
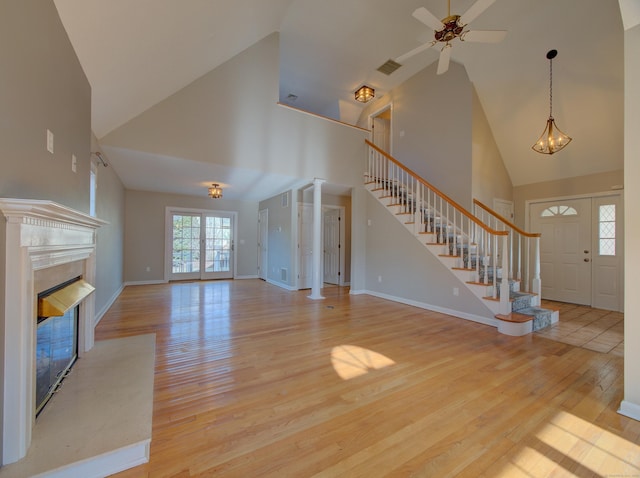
[{"left": 0, "top": 199, "right": 107, "bottom": 465}]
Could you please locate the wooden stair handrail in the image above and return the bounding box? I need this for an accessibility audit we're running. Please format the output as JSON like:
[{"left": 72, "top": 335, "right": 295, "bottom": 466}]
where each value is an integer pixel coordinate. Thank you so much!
[
  {"left": 365, "top": 140, "right": 507, "bottom": 237},
  {"left": 473, "top": 199, "right": 541, "bottom": 238}
]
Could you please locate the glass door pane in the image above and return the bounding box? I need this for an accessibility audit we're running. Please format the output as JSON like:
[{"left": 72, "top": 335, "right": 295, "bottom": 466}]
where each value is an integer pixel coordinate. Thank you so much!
[
  {"left": 171, "top": 213, "right": 201, "bottom": 280},
  {"left": 202, "top": 213, "right": 234, "bottom": 280}
]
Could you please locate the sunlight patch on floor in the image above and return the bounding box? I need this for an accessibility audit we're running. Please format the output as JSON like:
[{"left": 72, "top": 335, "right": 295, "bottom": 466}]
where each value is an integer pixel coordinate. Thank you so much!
[
  {"left": 331, "top": 345, "right": 395, "bottom": 380},
  {"left": 497, "top": 410, "right": 640, "bottom": 477}
]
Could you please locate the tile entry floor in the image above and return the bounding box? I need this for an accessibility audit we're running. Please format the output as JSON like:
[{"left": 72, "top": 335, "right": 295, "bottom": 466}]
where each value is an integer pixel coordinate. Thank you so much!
[{"left": 536, "top": 300, "right": 624, "bottom": 356}]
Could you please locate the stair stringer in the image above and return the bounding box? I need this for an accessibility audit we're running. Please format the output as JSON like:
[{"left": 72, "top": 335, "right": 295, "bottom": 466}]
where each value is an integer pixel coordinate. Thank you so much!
[{"left": 365, "top": 186, "right": 501, "bottom": 328}]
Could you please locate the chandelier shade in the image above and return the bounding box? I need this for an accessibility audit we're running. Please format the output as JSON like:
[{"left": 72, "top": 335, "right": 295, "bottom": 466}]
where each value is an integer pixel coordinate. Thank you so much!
[
  {"left": 532, "top": 49, "right": 571, "bottom": 155},
  {"left": 355, "top": 85, "right": 375, "bottom": 103},
  {"left": 208, "top": 183, "right": 223, "bottom": 199}
]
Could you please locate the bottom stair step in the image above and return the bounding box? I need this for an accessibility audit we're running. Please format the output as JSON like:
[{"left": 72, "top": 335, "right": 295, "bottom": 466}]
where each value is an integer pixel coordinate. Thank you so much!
[{"left": 515, "top": 307, "right": 558, "bottom": 331}]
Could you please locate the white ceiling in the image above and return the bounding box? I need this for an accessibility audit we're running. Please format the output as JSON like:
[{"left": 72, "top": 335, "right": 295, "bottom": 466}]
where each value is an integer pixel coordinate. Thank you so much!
[{"left": 53, "top": 0, "right": 626, "bottom": 200}]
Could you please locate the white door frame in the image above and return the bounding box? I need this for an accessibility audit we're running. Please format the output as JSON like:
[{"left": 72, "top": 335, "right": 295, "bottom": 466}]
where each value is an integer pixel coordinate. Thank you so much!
[
  {"left": 525, "top": 191, "right": 624, "bottom": 311},
  {"left": 258, "top": 209, "right": 268, "bottom": 280},
  {"left": 164, "top": 206, "right": 238, "bottom": 282}
]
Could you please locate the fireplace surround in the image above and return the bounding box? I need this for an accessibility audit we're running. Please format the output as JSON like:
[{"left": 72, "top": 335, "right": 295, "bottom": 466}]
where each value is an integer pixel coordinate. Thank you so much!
[{"left": 0, "top": 198, "right": 106, "bottom": 465}]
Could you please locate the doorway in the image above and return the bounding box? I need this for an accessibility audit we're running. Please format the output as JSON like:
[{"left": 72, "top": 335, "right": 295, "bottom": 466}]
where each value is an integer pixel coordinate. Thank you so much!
[
  {"left": 528, "top": 193, "right": 622, "bottom": 311},
  {"left": 166, "top": 208, "right": 235, "bottom": 281},
  {"left": 297, "top": 204, "right": 346, "bottom": 289},
  {"left": 370, "top": 104, "right": 392, "bottom": 154}
]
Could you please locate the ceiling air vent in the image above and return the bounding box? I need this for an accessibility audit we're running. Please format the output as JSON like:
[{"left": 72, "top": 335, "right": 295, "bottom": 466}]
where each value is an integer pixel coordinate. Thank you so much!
[{"left": 377, "top": 59, "right": 402, "bottom": 75}]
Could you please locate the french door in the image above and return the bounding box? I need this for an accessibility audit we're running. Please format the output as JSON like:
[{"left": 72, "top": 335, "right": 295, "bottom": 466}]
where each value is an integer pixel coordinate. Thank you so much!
[{"left": 168, "top": 209, "right": 234, "bottom": 281}]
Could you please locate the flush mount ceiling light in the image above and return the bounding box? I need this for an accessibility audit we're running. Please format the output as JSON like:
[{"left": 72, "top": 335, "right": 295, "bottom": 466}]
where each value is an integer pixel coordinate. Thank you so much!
[
  {"left": 355, "top": 85, "right": 375, "bottom": 103},
  {"left": 208, "top": 183, "right": 223, "bottom": 199},
  {"left": 532, "top": 49, "right": 572, "bottom": 155}
]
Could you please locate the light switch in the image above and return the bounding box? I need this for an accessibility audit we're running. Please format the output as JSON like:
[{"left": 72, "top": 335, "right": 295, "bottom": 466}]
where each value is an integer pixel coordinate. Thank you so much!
[
  {"left": 71, "top": 154, "right": 77, "bottom": 173},
  {"left": 46, "top": 129, "right": 54, "bottom": 154}
]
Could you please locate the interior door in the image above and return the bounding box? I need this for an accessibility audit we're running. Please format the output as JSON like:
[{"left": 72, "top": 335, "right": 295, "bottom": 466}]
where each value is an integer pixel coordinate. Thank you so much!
[
  {"left": 371, "top": 105, "right": 391, "bottom": 154},
  {"left": 169, "top": 211, "right": 234, "bottom": 281},
  {"left": 323, "top": 208, "right": 341, "bottom": 285},
  {"left": 258, "top": 209, "right": 268, "bottom": 280},
  {"left": 530, "top": 198, "right": 592, "bottom": 305}
]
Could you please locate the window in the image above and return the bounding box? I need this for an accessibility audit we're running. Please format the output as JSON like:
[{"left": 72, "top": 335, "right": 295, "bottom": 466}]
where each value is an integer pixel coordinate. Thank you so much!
[
  {"left": 540, "top": 205, "right": 577, "bottom": 217},
  {"left": 598, "top": 204, "right": 616, "bottom": 256},
  {"left": 89, "top": 162, "right": 97, "bottom": 217}
]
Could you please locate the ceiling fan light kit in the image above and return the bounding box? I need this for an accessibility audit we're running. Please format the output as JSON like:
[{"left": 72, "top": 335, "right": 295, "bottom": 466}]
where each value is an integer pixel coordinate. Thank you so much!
[
  {"left": 532, "top": 49, "right": 572, "bottom": 155},
  {"left": 396, "top": 0, "right": 506, "bottom": 75}
]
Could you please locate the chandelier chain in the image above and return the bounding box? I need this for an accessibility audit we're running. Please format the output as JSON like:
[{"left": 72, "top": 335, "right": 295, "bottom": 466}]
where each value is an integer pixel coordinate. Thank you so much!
[{"left": 549, "top": 56, "right": 553, "bottom": 118}]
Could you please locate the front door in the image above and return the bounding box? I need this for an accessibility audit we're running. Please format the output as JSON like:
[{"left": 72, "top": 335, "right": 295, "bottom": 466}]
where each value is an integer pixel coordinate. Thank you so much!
[{"left": 530, "top": 198, "right": 592, "bottom": 305}]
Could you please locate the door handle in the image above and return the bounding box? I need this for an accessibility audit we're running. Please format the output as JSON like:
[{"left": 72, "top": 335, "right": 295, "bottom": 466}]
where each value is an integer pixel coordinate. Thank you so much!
[
  {"left": 584, "top": 258, "right": 590, "bottom": 262},
  {"left": 584, "top": 250, "right": 589, "bottom": 254}
]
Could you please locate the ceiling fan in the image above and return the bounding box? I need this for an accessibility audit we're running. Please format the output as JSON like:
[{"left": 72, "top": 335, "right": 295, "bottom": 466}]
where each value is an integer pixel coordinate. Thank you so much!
[{"left": 396, "top": 0, "right": 507, "bottom": 75}]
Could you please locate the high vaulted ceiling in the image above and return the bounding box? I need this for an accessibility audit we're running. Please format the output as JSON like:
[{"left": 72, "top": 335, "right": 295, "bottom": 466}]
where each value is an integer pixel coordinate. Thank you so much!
[{"left": 53, "top": 0, "right": 630, "bottom": 200}]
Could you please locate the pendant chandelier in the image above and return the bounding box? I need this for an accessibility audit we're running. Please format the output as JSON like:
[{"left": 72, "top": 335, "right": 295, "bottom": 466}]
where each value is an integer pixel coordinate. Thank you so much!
[{"left": 532, "top": 49, "right": 572, "bottom": 155}]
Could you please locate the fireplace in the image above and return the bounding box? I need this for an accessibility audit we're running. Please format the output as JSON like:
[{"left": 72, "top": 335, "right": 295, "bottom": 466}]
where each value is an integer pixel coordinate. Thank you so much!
[
  {"left": 35, "top": 276, "right": 95, "bottom": 416},
  {"left": 0, "top": 199, "right": 105, "bottom": 465}
]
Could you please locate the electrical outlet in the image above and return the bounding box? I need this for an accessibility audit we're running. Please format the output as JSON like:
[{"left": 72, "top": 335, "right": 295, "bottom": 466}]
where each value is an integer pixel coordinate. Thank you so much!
[
  {"left": 453, "top": 287, "right": 459, "bottom": 296},
  {"left": 146, "top": 266, "right": 151, "bottom": 272},
  {"left": 71, "top": 154, "right": 77, "bottom": 173},
  {"left": 378, "top": 275, "right": 382, "bottom": 283}
]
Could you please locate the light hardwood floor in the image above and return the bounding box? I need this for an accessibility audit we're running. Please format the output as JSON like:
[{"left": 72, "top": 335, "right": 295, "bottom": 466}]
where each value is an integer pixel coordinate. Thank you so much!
[{"left": 97, "top": 280, "right": 640, "bottom": 477}]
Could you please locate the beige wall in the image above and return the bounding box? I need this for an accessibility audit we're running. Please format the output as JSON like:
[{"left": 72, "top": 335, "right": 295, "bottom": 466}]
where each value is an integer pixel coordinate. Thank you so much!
[
  {"left": 125, "top": 190, "right": 259, "bottom": 283},
  {"left": 0, "top": 1, "right": 126, "bottom": 319},
  {"left": 622, "top": 21, "right": 640, "bottom": 416},
  {"left": 357, "top": 61, "right": 474, "bottom": 208},
  {"left": 92, "top": 136, "right": 126, "bottom": 317},
  {"left": 101, "top": 33, "right": 368, "bottom": 189},
  {"left": 0, "top": 0, "right": 91, "bottom": 212},
  {"left": 258, "top": 191, "right": 295, "bottom": 288},
  {"left": 512, "top": 170, "right": 624, "bottom": 228},
  {"left": 472, "top": 86, "right": 513, "bottom": 206}
]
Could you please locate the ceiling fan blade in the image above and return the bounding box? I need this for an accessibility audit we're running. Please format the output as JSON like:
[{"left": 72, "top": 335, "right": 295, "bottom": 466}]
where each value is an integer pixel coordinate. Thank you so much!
[
  {"left": 461, "top": 30, "right": 507, "bottom": 43},
  {"left": 437, "top": 45, "right": 452, "bottom": 75},
  {"left": 412, "top": 7, "right": 445, "bottom": 32},
  {"left": 460, "top": 0, "right": 497, "bottom": 25},
  {"left": 396, "top": 41, "right": 436, "bottom": 63}
]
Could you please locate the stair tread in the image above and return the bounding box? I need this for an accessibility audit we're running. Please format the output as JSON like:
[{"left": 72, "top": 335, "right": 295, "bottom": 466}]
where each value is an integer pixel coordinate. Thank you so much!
[
  {"left": 453, "top": 267, "right": 475, "bottom": 272},
  {"left": 495, "top": 312, "right": 534, "bottom": 323}
]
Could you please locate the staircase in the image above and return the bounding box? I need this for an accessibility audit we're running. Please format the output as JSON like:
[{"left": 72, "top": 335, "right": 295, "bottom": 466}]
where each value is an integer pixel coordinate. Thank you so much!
[{"left": 364, "top": 140, "right": 558, "bottom": 336}]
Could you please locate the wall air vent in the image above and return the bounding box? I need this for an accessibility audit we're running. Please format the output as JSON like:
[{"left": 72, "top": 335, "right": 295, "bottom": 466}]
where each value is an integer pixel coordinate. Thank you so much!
[{"left": 377, "top": 59, "right": 402, "bottom": 75}]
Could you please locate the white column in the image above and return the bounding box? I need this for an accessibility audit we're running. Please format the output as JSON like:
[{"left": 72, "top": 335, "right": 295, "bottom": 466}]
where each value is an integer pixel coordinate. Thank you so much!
[{"left": 308, "top": 178, "right": 326, "bottom": 300}]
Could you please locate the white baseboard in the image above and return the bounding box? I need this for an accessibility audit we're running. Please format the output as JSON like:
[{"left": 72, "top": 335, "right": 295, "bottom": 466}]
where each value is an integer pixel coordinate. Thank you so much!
[
  {"left": 618, "top": 400, "right": 640, "bottom": 421},
  {"left": 94, "top": 284, "right": 124, "bottom": 326},
  {"left": 235, "top": 275, "right": 259, "bottom": 280},
  {"left": 265, "top": 278, "right": 298, "bottom": 291},
  {"left": 359, "top": 289, "right": 498, "bottom": 328},
  {"left": 124, "top": 280, "right": 168, "bottom": 286}
]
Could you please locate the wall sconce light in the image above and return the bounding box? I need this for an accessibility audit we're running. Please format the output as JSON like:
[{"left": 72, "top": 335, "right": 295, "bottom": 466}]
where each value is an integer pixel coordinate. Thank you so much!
[
  {"left": 355, "top": 85, "right": 375, "bottom": 103},
  {"left": 532, "top": 49, "right": 572, "bottom": 155},
  {"left": 208, "top": 183, "right": 223, "bottom": 199}
]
